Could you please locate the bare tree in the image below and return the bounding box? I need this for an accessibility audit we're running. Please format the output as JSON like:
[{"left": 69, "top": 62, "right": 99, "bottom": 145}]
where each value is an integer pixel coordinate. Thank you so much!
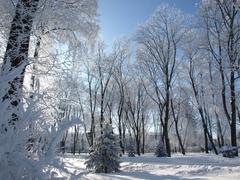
[
  {"left": 113, "top": 39, "right": 131, "bottom": 154},
  {"left": 136, "top": 5, "right": 187, "bottom": 156},
  {"left": 187, "top": 50, "right": 218, "bottom": 155},
  {"left": 125, "top": 80, "right": 145, "bottom": 156},
  {"left": 201, "top": 0, "right": 240, "bottom": 150}
]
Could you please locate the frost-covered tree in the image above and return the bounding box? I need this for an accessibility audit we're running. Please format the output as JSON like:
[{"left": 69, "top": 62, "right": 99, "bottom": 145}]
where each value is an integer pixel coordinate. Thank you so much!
[
  {"left": 85, "top": 123, "right": 120, "bottom": 173},
  {"left": 200, "top": 0, "right": 240, "bottom": 151},
  {"left": 0, "top": 0, "right": 98, "bottom": 178},
  {"left": 0, "top": 2, "right": 42, "bottom": 178},
  {"left": 125, "top": 78, "right": 146, "bottom": 156},
  {"left": 136, "top": 4, "right": 188, "bottom": 157},
  {"left": 1, "top": 0, "right": 40, "bottom": 129}
]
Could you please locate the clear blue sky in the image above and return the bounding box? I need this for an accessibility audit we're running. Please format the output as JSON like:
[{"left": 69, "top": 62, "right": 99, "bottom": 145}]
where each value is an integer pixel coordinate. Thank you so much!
[{"left": 98, "top": 0, "right": 201, "bottom": 48}]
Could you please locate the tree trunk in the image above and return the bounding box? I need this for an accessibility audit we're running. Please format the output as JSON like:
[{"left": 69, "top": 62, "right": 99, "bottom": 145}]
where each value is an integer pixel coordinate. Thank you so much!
[
  {"left": 189, "top": 58, "right": 218, "bottom": 155},
  {"left": 163, "top": 124, "right": 171, "bottom": 157},
  {"left": 87, "top": 76, "right": 96, "bottom": 147},
  {"left": 199, "top": 106, "right": 219, "bottom": 154},
  {"left": 215, "top": 112, "right": 224, "bottom": 147},
  {"left": 171, "top": 100, "right": 185, "bottom": 155},
  {"left": 100, "top": 92, "right": 104, "bottom": 134},
  {"left": 230, "top": 71, "right": 237, "bottom": 149},
  {"left": 164, "top": 89, "right": 171, "bottom": 157},
  {"left": 1, "top": 0, "right": 40, "bottom": 129},
  {"left": 122, "top": 121, "right": 126, "bottom": 153},
  {"left": 208, "top": 60, "right": 224, "bottom": 147},
  {"left": 118, "top": 93, "right": 124, "bottom": 154},
  {"left": 135, "top": 132, "right": 141, "bottom": 156},
  {"left": 61, "top": 130, "right": 68, "bottom": 154},
  {"left": 141, "top": 113, "right": 145, "bottom": 154},
  {"left": 30, "top": 35, "right": 41, "bottom": 98},
  {"left": 118, "top": 114, "right": 124, "bottom": 154},
  {"left": 203, "top": 127, "right": 209, "bottom": 153},
  {"left": 73, "top": 125, "right": 78, "bottom": 155}
]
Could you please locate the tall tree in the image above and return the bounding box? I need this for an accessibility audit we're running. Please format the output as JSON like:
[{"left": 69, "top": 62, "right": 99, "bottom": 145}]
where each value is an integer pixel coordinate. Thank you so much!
[
  {"left": 1, "top": 0, "right": 40, "bottom": 129},
  {"left": 201, "top": 0, "right": 240, "bottom": 150},
  {"left": 136, "top": 4, "right": 187, "bottom": 156}
]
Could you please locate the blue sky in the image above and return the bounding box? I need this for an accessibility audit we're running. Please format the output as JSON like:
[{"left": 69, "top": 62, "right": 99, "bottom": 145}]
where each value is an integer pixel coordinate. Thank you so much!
[{"left": 98, "top": 0, "right": 201, "bottom": 48}]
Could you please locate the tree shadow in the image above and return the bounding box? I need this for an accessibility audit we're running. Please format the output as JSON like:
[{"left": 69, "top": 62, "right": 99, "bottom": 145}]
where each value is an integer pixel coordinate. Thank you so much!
[
  {"left": 101, "top": 171, "right": 205, "bottom": 180},
  {"left": 74, "top": 171, "right": 205, "bottom": 180},
  {"left": 121, "top": 154, "right": 240, "bottom": 167}
]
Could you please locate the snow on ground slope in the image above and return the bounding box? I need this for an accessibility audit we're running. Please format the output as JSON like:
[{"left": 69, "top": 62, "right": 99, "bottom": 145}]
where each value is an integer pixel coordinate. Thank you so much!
[{"left": 58, "top": 153, "right": 240, "bottom": 180}]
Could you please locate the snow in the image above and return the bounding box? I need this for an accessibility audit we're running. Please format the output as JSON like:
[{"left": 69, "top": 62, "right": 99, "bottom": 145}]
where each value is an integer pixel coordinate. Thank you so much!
[{"left": 55, "top": 153, "right": 240, "bottom": 180}]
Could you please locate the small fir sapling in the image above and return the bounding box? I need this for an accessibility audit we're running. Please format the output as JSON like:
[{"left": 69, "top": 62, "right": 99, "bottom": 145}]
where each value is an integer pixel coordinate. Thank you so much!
[
  {"left": 85, "top": 123, "right": 120, "bottom": 173},
  {"left": 155, "top": 142, "right": 167, "bottom": 157},
  {"left": 220, "top": 145, "right": 238, "bottom": 158},
  {"left": 128, "top": 140, "right": 135, "bottom": 157}
]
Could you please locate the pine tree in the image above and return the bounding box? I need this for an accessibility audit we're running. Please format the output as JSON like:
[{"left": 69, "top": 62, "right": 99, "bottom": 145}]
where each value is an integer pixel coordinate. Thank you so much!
[{"left": 85, "top": 123, "right": 120, "bottom": 173}]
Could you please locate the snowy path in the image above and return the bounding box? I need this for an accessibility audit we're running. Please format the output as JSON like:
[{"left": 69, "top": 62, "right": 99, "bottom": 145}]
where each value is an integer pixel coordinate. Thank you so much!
[{"left": 59, "top": 153, "right": 240, "bottom": 180}]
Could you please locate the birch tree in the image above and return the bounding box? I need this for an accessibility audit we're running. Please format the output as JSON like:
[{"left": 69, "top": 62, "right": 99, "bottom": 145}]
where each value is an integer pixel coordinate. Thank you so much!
[{"left": 1, "top": 0, "right": 40, "bottom": 130}]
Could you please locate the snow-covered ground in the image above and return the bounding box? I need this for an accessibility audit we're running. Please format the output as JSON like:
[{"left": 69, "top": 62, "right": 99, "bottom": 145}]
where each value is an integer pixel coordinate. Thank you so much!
[{"left": 56, "top": 153, "right": 240, "bottom": 180}]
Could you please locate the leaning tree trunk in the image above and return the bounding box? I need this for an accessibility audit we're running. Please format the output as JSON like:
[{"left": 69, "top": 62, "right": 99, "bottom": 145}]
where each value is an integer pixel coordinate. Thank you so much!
[
  {"left": 1, "top": 0, "right": 39, "bottom": 129},
  {"left": 208, "top": 61, "right": 224, "bottom": 147},
  {"left": 189, "top": 60, "right": 218, "bottom": 155},
  {"left": 203, "top": 125, "right": 209, "bottom": 153},
  {"left": 171, "top": 100, "right": 185, "bottom": 155}
]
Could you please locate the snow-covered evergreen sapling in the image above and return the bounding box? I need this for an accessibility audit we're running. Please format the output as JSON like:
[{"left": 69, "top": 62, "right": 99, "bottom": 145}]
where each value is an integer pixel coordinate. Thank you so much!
[
  {"left": 220, "top": 145, "right": 238, "bottom": 158},
  {"left": 128, "top": 140, "right": 135, "bottom": 157},
  {"left": 85, "top": 123, "right": 120, "bottom": 173},
  {"left": 155, "top": 142, "right": 167, "bottom": 157}
]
